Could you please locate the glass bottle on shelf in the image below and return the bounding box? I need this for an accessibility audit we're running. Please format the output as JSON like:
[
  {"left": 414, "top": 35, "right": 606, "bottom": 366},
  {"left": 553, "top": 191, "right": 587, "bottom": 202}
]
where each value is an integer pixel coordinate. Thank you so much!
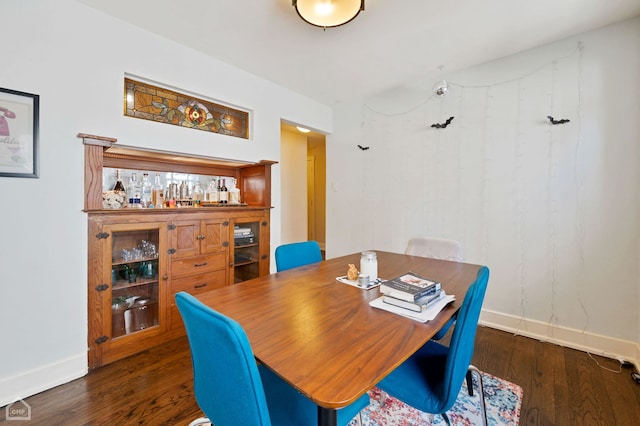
[
  {"left": 152, "top": 173, "right": 165, "bottom": 208},
  {"left": 179, "top": 181, "right": 188, "bottom": 200},
  {"left": 141, "top": 173, "right": 152, "bottom": 208},
  {"left": 203, "top": 180, "right": 211, "bottom": 201},
  {"left": 229, "top": 178, "right": 240, "bottom": 204},
  {"left": 113, "top": 169, "right": 126, "bottom": 192},
  {"left": 168, "top": 182, "right": 178, "bottom": 201},
  {"left": 207, "top": 179, "right": 219, "bottom": 203},
  {"left": 219, "top": 179, "right": 228, "bottom": 204},
  {"left": 186, "top": 181, "right": 194, "bottom": 199},
  {"left": 193, "top": 181, "right": 203, "bottom": 205},
  {"left": 128, "top": 173, "right": 141, "bottom": 208}
]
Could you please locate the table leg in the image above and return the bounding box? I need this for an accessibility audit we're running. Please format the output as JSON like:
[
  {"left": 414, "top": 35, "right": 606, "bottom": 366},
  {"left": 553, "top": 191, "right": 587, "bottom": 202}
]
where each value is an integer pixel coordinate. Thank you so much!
[{"left": 318, "top": 405, "right": 337, "bottom": 426}]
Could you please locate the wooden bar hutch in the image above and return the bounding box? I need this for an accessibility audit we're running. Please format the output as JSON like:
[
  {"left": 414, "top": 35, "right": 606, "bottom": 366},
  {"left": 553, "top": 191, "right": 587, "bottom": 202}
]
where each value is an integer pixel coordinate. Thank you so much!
[{"left": 80, "top": 133, "right": 274, "bottom": 369}]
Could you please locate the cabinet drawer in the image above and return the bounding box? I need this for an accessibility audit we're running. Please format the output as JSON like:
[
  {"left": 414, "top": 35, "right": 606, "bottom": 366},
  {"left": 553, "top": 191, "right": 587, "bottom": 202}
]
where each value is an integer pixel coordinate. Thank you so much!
[
  {"left": 169, "top": 270, "right": 226, "bottom": 331},
  {"left": 170, "top": 270, "right": 227, "bottom": 298},
  {"left": 171, "top": 253, "right": 226, "bottom": 277}
]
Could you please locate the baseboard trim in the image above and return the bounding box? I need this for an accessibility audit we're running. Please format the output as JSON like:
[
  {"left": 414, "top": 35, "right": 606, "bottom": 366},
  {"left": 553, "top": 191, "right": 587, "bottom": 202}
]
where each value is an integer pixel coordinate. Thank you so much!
[
  {"left": 480, "top": 309, "right": 640, "bottom": 370},
  {"left": 0, "top": 352, "right": 87, "bottom": 407}
]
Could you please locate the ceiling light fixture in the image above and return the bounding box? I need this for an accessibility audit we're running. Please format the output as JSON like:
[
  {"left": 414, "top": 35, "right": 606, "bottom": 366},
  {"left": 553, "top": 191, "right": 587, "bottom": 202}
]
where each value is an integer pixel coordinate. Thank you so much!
[
  {"left": 293, "top": 0, "right": 365, "bottom": 29},
  {"left": 296, "top": 126, "right": 311, "bottom": 133}
]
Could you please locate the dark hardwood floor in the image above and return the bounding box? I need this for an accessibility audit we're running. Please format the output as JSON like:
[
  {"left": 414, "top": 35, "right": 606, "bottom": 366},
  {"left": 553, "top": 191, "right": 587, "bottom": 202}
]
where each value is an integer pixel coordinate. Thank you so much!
[{"left": 2, "top": 326, "right": 639, "bottom": 425}]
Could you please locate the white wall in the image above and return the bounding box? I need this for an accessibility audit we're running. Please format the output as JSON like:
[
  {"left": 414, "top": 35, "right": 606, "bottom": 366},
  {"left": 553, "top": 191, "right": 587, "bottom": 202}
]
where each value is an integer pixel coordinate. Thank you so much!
[
  {"left": 0, "top": 0, "right": 332, "bottom": 405},
  {"left": 280, "top": 129, "right": 308, "bottom": 243},
  {"left": 328, "top": 18, "right": 640, "bottom": 361}
]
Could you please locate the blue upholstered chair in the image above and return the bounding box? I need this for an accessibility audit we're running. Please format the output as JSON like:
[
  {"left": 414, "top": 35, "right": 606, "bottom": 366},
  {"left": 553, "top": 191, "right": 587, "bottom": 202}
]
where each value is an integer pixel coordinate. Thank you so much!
[
  {"left": 376, "top": 266, "right": 490, "bottom": 426},
  {"left": 275, "top": 240, "right": 323, "bottom": 272},
  {"left": 175, "top": 291, "right": 369, "bottom": 426},
  {"left": 405, "top": 237, "right": 464, "bottom": 340}
]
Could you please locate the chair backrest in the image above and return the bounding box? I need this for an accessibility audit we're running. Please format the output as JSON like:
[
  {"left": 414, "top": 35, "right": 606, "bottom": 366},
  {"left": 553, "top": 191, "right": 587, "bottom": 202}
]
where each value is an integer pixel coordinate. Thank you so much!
[
  {"left": 275, "top": 240, "right": 323, "bottom": 272},
  {"left": 439, "top": 266, "right": 489, "bottom": 410},
  {"left": 405, "top": 237, "right": 464, "bottom": 262},
  {"left": 175, "top": 292, "right": 272, "bottom": 426}
]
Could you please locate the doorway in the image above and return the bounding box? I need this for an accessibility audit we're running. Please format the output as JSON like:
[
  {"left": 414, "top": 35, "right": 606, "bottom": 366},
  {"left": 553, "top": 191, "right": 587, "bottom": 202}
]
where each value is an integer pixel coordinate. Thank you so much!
[{"left": 280, "top": 123, "right": 326, "bottom": 251}]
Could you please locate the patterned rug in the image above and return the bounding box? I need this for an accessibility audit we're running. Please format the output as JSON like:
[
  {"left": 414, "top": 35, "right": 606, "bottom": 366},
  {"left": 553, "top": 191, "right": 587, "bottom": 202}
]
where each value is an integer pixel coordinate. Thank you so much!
[{"left": 349, "top": 371, "right": 523, "bottom": 426}]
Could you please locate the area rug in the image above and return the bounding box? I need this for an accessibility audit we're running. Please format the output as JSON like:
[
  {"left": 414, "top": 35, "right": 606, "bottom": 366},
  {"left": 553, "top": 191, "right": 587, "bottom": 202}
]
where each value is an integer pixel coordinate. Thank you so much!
[{"left": 349, "top": 371, "right": 523, "bottom": 426}]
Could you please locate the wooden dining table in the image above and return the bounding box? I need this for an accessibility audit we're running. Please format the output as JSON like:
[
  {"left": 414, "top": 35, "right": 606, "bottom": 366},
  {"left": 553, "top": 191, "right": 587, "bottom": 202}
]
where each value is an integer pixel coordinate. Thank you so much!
[{"left": 195, "top": 250, "right": 483, "bottom": 426}]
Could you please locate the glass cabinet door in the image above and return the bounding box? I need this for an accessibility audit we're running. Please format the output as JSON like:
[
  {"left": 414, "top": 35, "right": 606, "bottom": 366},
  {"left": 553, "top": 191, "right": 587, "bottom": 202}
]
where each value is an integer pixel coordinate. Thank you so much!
[
  {"left": 107, "top": 224, "right": 164, "bottom": 338},
  {"left": 232, "top": 221, "right": 261, "bottom": 283}
]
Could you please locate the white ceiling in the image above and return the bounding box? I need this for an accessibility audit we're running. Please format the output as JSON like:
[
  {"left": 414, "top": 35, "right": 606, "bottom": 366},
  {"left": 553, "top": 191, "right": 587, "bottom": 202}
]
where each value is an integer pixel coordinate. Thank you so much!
[{"left": 78, "top": 0, "right": 640, "bottom": 106}]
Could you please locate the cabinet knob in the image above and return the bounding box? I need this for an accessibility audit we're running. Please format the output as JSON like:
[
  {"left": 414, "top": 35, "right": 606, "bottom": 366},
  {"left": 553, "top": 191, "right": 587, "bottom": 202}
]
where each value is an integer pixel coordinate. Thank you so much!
[
  {"left": 223, "top": 241, "right": 229, "bottom": 247},
  {"left": 162, "top": 275, "right": 168, "bottom": 280}
]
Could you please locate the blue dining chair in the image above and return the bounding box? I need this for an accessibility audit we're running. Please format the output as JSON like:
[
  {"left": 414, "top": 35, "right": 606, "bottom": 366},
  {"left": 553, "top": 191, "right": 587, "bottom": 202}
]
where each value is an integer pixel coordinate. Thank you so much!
[
  {"left": 405, "top": 237, "right": 464, "bottom": 340},
  {"left": 175, "top": 291, "right": 369, "bottom": 426},
  {"left": 376, "top": 266, "right": 490, "bottom": 425},
  {"left": 275, "top": 240, "right": 323, "bottom": 272}
]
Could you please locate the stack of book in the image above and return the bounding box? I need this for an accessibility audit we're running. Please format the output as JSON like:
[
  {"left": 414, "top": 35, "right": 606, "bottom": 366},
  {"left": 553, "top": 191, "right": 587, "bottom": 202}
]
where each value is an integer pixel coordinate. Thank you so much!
[
  {"left": 379, "top": 272, "right": 445, "bottom": 312},
  {"left": 234, "top": 227, "right": 254, "bottom": 246}
]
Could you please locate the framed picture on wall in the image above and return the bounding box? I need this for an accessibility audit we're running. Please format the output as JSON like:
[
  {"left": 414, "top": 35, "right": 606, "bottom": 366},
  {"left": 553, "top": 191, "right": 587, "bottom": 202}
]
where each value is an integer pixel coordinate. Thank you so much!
[{"left": 0, "top": 87, "right": 39, "bottom": 178}]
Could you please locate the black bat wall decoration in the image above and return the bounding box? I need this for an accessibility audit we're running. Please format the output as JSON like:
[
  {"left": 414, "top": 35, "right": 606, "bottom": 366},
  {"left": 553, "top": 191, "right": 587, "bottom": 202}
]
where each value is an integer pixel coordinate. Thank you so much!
[
  {"left": 357, "top": 145, "right": 370, "bottom": 151},
  {"left": 547, "top": 115, "right": 570, "bottom": 125},
  {"left": 431, "top": 116, "right": 454, "bottom": 129}
]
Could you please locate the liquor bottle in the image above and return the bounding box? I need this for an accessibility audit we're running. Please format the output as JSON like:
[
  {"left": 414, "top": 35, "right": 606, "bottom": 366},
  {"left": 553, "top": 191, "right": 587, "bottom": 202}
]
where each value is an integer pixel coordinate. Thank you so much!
[
  {"left": 186, "top": 181, "right": 194, "bottom": 200},
  {"left": 168, "top": 182, "right": 178, "bottom": 200},
  {"left": 179, "top": 181, "right": 188, "bottom": 200},
  {"left": 141, "top": 173, "right": 152, "bottom": 208},
  {"left": 206, "top": 179, "right": 219, "bottom": 203},
  {"left": 219, "top": 179, "right": 228, "bottom": 204},
  {"left": 128, "top": 173, "right": 141, "bottom": 208},
  {"left": 193, "top": 181, "right": 203, "bottom": 203},
  {"left": 152, "top": 173, "right": 165, "bottom": 208},
  {"left": 212, "top": 178, "right": 220, "bottom": 202},
  {"left": 229, "top": 178, "right": 240, "bottom": 204},
  {"left": 113, "top": 169, "right": 126, "bottom": 192}
]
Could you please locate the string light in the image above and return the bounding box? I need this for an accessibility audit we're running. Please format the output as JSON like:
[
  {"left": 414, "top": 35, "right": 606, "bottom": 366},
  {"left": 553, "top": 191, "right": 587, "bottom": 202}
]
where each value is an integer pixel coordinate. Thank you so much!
[
  {"left": 360, "top": 41, "right": 589, "bottom": 337},
  {"left": 363, "top": 42, "right": 582, "bottom": 117}
]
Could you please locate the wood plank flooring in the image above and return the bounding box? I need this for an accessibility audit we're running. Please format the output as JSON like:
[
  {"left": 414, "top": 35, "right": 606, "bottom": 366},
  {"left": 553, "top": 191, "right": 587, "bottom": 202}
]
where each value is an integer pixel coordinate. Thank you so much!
[{"left": 2, "top": 326, "right": 639, "bottom": 425}]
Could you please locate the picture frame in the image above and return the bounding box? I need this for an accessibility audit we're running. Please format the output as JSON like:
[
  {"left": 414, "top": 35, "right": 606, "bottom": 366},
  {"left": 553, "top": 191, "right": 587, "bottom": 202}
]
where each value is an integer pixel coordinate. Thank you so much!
[{"left": 0, "top": 87, "right": 39, "bottom": 178}]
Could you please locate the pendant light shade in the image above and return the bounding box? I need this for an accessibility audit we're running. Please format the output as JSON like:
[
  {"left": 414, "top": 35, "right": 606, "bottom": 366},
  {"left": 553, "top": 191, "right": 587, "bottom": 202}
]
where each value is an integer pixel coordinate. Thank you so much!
[{"left": 293, "top": 0, "right": 365, "bottom": 28}]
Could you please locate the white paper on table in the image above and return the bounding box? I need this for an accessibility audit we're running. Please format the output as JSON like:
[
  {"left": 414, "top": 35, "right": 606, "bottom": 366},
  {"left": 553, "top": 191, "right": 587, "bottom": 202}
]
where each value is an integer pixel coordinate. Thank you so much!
[
  {"left": 369, "top": 292, "right": 456, "bottom": 322},
  {"left": 336, "top": 276, "right": 385, "bottom": 290}
]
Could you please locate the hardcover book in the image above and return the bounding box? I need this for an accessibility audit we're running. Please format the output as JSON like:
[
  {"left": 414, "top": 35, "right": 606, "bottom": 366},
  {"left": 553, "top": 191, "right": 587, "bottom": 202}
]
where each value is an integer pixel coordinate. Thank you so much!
[
  {"left": 379, "top": 272, "right": 441, "bottom": 302},
  {"left": 382, "top": 290, "right": 444, "bottom": 312}
]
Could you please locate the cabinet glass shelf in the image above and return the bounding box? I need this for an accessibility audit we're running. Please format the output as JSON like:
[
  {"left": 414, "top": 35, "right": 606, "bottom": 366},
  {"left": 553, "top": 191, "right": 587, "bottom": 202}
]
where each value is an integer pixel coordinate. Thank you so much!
[{"left": 112, "top": 256, "right": 159, "bottom": 266}]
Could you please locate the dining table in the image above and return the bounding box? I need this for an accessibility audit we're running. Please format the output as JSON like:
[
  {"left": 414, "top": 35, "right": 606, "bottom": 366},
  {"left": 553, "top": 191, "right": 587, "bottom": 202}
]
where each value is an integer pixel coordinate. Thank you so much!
[{"left": 194, "top": 250, "right": 483, "bottom": 426}]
